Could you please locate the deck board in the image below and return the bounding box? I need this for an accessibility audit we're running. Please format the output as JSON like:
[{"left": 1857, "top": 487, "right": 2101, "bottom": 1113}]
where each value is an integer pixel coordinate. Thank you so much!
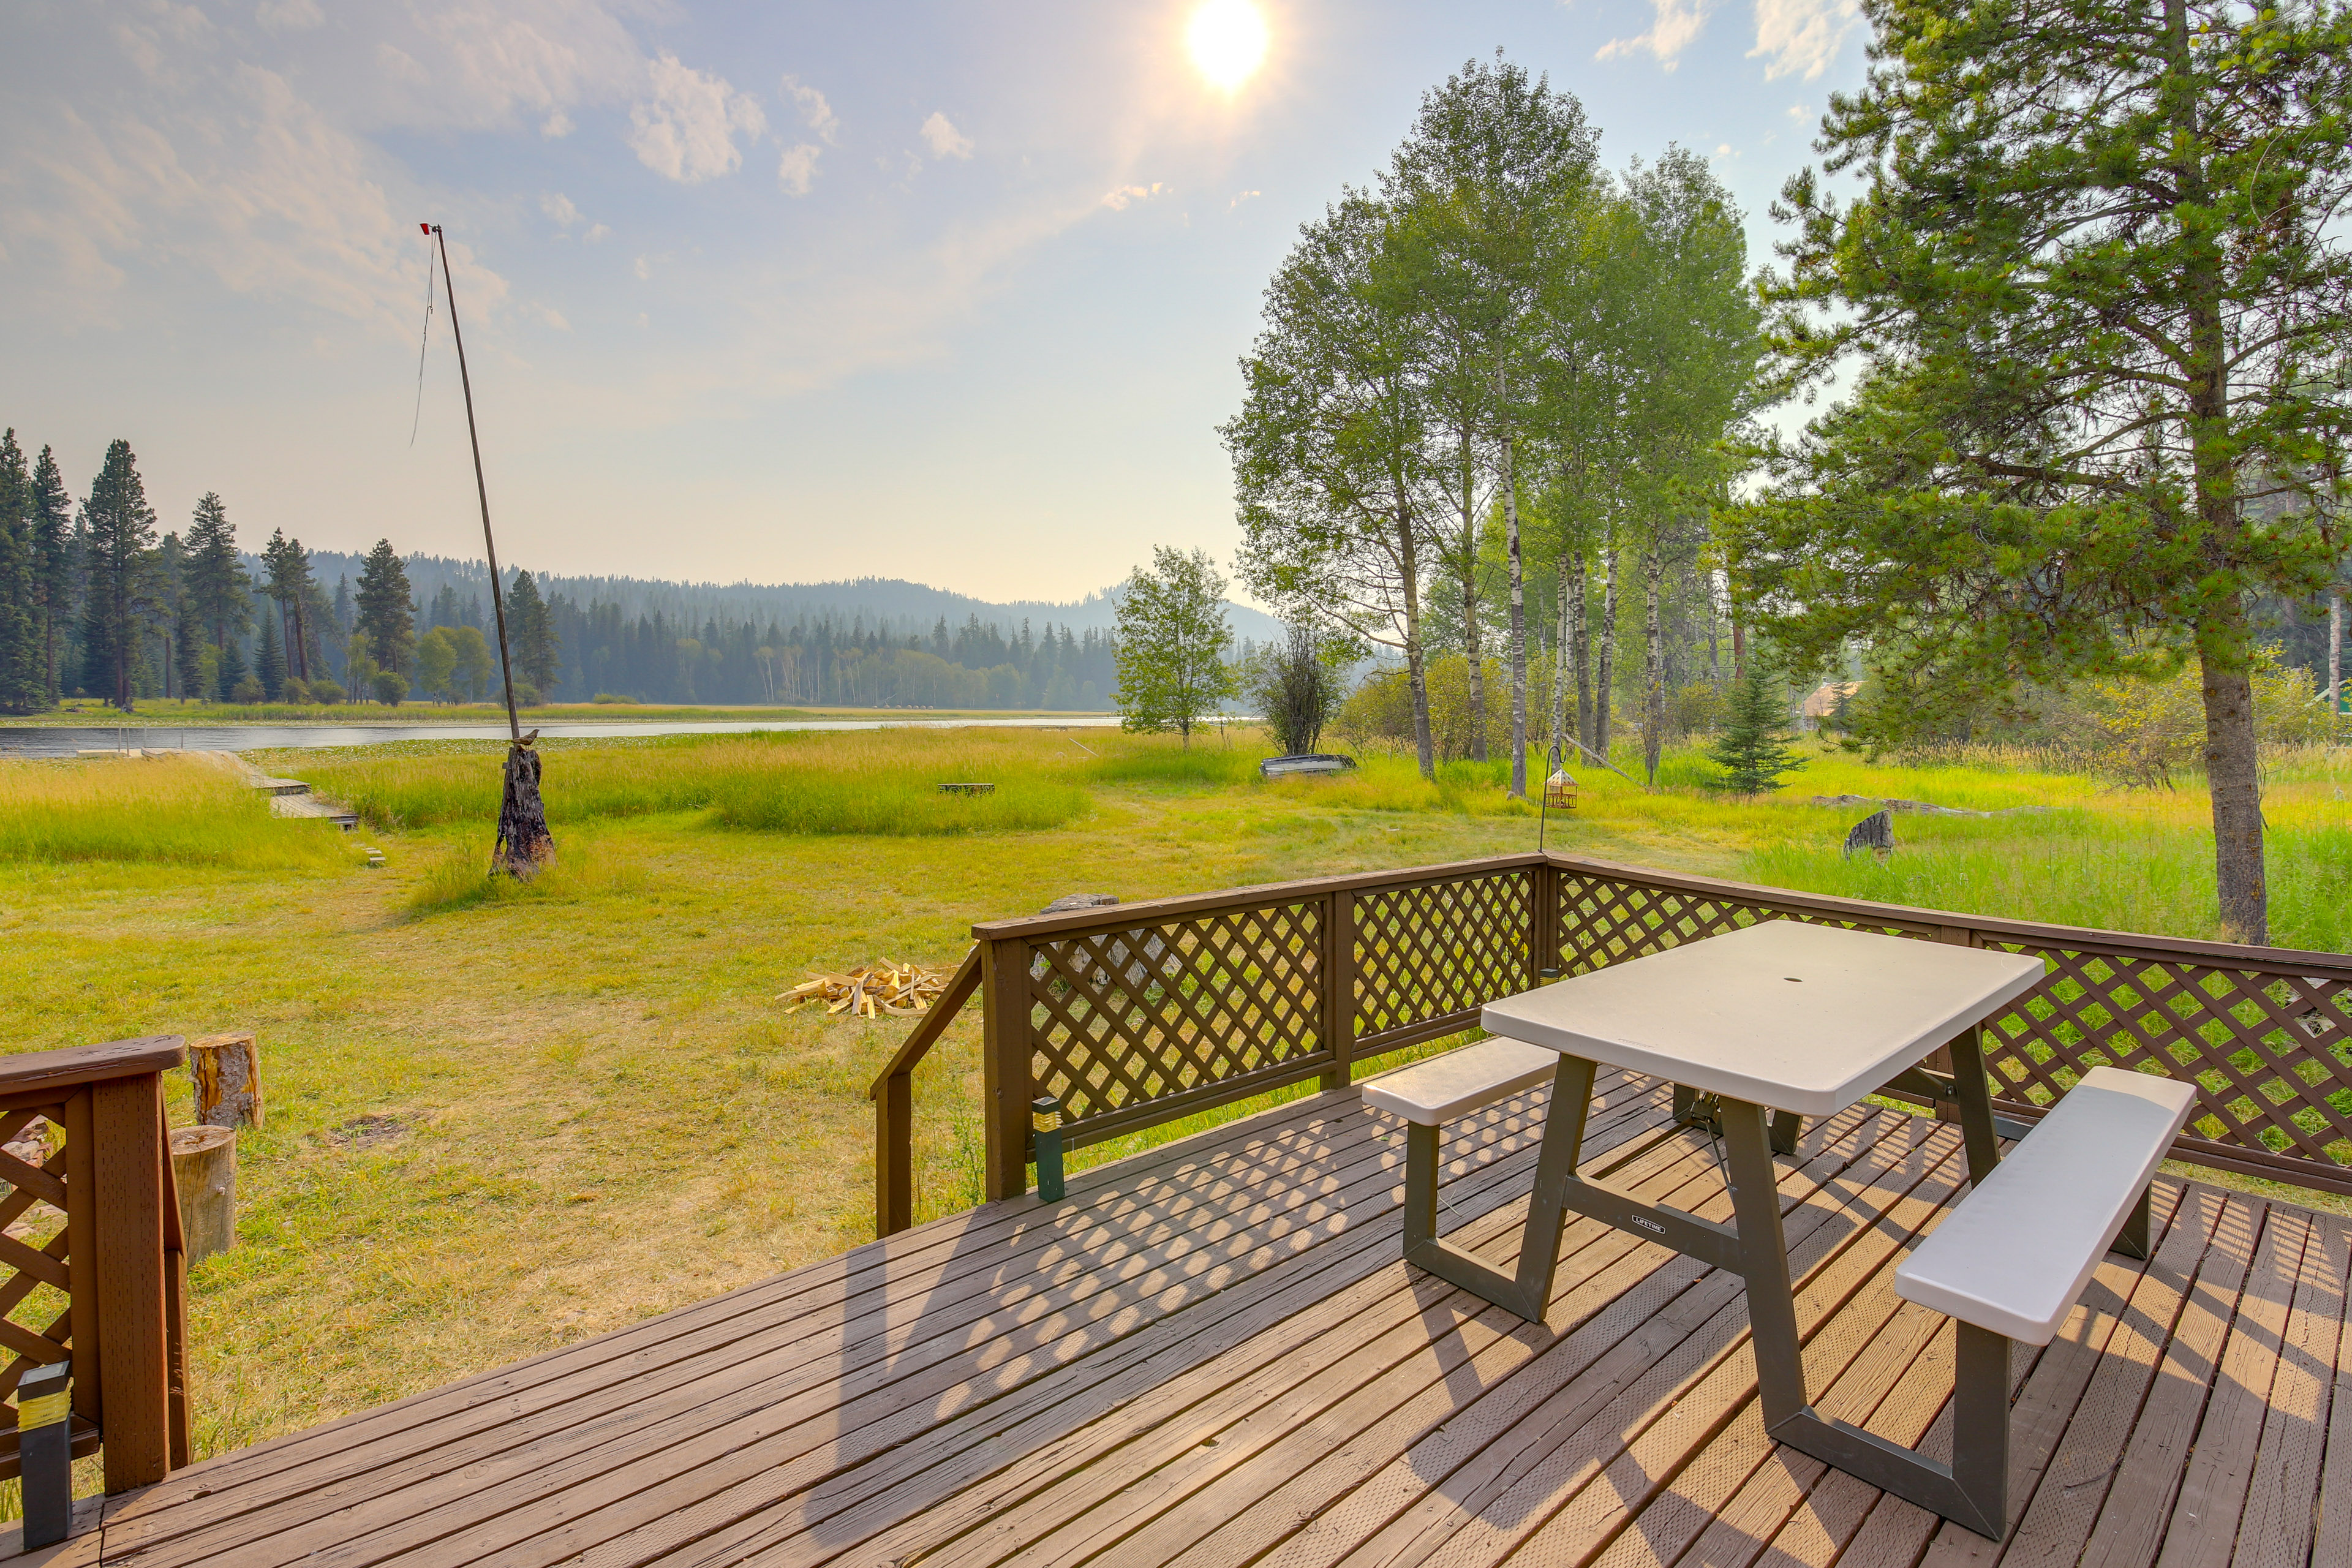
[{"left": 11, "top": 1077, "right": 2348, "bottom": 1567}]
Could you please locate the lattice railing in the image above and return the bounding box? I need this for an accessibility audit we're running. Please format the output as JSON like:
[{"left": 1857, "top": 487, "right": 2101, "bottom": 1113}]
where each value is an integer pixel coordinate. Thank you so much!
[
  {"left": 0, "top": 1039, "right": 192, "bottom": 1495},
  {"left": 923, "top": 851, "right": 2352, "bottom": 1221},
  {"left": 1026, "top": 898, "right": 1326, "bottom": 1141},
  {"left": 1551, "top": 858, "right": 2352, "bottom": 1195},
  {"left": 1354, "top": 869, "right": 1534, "bottom": 1048}
]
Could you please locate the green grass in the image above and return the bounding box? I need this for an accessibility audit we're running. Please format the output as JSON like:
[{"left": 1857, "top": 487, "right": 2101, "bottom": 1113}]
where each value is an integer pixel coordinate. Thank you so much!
[
  {"left": 0, "top": 756, "right": 360, "bottom": 870},
  {"left": 281, "top": 729, "right": 1095, "bottom": 836},
  {"left": 11, "top": 723, "right": 2352, "bottom": 1491}
]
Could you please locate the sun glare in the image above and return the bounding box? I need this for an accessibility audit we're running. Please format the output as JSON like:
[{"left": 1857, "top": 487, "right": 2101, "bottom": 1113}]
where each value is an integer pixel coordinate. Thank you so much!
[{"left": 1186, "top": 0, "right": 1268, "bottom": 94}]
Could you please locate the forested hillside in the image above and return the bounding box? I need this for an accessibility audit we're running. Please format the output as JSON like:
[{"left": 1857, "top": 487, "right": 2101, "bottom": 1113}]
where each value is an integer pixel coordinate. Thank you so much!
[{"left": 0, "top": 434, "right": 1280, "bottom": 713}]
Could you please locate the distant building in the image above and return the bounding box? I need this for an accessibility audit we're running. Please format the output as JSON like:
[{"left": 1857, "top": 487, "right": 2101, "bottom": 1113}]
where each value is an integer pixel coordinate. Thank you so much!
[{"left": 1800, "top": 681, "right": 1861, "bottom": 729}]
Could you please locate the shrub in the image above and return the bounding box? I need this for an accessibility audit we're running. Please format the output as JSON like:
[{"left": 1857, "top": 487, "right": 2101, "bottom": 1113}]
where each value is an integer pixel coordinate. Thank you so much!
[
  {"left": 232, "top": 675, "right": 265, "bottom": 704},
  {"left": 371, "top": 670, "right": 409, "bottom": 706},
  {"left": 307, "top": 677, "right": 345, "bottom": 705},
  {"left": 282, "top": 677, "right": 311, "bottom": 705}
]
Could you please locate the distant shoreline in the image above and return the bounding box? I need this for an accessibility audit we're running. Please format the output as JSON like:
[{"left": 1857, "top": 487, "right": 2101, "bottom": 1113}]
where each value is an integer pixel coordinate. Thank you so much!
[{"left": 0, "top": 701, "right": 1121, "bottom": 730}]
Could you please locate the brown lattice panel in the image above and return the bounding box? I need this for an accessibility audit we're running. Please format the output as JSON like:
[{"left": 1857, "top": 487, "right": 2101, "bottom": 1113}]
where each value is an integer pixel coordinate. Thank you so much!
[
  {"left": 1553, "top": 862, "right": 2352, "bottom": 1190},
  {"left": 1028, "top": 900, "right": 1326, "bottom": 1141},
  {"left": 1353, "top": 870, "right": 1534, "bottom": 1046},
  {"left": 1977, "top": 937, "right": 2352, "bottom": 1179},
  {"left": 0, "top": 1106, "right": 88, "bottom": 1476}
]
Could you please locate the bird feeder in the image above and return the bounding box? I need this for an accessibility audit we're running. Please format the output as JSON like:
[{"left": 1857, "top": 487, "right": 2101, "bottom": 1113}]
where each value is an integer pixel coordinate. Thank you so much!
[{"left": 1544, "top": 769, "right": 1578, "bottom": 812}]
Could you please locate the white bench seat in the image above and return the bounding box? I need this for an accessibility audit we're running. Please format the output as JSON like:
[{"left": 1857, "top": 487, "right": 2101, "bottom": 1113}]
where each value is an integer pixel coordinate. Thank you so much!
[
  {"left": 1894, "top": 1065, "right": 2197, "bottom": 1344},
  {"left": 1360, "top": 1039, "right": 1562, "bottom": 1124}
]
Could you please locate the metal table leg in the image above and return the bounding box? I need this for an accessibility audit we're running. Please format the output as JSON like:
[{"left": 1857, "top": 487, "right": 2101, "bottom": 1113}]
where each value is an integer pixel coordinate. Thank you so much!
[{"left": 1722, "top": 1094, "right": 2010, "bottom": 1540}]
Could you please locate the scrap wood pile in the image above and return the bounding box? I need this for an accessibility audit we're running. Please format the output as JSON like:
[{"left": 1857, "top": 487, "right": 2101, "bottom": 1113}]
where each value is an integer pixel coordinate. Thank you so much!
[{"left": 777, "top": 960, "right": 956, "bottom": 1019}]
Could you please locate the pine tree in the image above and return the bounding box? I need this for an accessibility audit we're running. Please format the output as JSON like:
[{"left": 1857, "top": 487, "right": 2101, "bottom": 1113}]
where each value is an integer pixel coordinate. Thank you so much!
[
  {"left": 215, "top": 636, "right": 249, "bottom": 703},
  {"left": 255, "top": 614, "right": 287, "bottom": 701},
  {"left": 0, "top": 432, "right": 43, "bottom": 712},
  {"left": 78, "top": 440, "right": 159, "bottom": 710},
  {"left": 27, "top": 446, "right": 73, "bottom": 701},
  {"left": 353, "top": 539, "right": 415, "bottom": 674},
  {"left": 173, "top": 605, "right": 204, "bottom": 699},
  {"left": 182, "top": 494, "right": 247, "bottom": 653},
  {"left": 1705, "top": 665, "right": 1806, "bottom": 795},
  {"left": 260, "top": 529, "right": 315, "bottom": 682},
  {"left": 507, "top": 568, "right": 560, "bottom": 695}
]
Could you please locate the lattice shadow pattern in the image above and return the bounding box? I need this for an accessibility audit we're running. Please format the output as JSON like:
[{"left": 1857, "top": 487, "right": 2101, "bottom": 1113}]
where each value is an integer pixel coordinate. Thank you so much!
[
  {"left": 1028, "top": 902, "right": 1325, "bottom": 1131},
  {"left": 1354, "top": 872, "right": 1534, "bottom": 1042}
]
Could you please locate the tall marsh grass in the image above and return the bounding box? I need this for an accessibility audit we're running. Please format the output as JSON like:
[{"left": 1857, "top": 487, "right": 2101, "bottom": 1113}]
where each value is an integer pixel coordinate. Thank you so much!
[
  {"left": 0, "top": 756, "right": 356, "bottom": 869},
  {"left": 282, "top": 728, "right": 1093, "bottom": 837}
]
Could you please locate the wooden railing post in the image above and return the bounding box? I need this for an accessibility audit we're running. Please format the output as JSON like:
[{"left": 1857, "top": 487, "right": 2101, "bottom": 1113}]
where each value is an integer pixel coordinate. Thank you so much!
[
  {"left": 91, "top": 1073, "right": 170, "bottom": 1492},
  {"left": 1320, "top": 891, "right": 1356, "bottom": 1092},
  {"left": 0, "top": 1036, "right": 189, "bottom": 1502},
  {"left": 981, "top": 936, "right": 1035, "bottom": 1202},
  {"left": 868, "top": 946, "right": 982, "bottom": 1238},
  {"left": 1531, "top": 859, "right": 1559, "bottom": 980}
]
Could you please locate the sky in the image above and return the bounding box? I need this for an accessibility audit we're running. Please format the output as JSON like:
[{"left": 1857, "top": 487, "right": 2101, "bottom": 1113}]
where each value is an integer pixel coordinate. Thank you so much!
[{"left": 0, "top": 0, "right": 1870, "bottom": 605}]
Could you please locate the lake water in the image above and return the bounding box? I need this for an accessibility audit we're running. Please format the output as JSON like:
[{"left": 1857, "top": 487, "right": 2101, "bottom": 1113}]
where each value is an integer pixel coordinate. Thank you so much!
[{"left": 0, "top": 715, "right": 1125, "bottom": 760}]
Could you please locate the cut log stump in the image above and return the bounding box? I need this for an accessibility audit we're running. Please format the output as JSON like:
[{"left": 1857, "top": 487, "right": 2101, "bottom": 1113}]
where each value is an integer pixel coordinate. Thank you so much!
[
  {"left": 189, "top": 1031, "right": 263, "bottom": 1128},
  {"left": 168, "top": 1125, "right": 236, "bottom": 1266}
]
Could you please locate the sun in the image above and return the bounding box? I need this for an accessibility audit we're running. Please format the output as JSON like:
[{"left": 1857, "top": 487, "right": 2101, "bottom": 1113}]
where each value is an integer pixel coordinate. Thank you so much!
[{"left": 1186, "top": 0, "right": 1268, "bottom": 94}]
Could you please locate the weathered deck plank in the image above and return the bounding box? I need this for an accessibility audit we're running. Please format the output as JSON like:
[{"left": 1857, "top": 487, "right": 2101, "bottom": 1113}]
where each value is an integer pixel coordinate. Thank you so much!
[{"left": 6, "top": 1077, "right": 2343, "bottom": 1567}]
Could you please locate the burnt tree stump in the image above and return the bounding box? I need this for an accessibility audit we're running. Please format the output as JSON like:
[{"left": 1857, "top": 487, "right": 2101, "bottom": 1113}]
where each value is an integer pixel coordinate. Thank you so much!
[{"left": 496, "top": 741, "right": 555, "bottom": 876}]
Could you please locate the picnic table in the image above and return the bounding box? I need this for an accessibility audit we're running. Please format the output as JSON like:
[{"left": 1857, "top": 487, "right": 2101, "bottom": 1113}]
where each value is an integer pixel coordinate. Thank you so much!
[{"left": 1458, "top": 922, "right": 2046, "bottom": 1530}]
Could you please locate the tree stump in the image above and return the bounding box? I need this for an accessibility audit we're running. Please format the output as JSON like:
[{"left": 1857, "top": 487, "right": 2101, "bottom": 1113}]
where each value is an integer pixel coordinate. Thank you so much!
[
  {"left": 168, "top": 1125, "right": 236, "bottom": 1266},
  {"left": 189, "top": 1031, "right": 263, "bottom": 1129},
  {"left": 495, "top": 741, "right": 555, "bottom": 876}
]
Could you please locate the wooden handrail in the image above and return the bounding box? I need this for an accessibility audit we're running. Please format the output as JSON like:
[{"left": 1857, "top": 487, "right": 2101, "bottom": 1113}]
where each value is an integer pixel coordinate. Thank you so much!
[
  {"left": 869, "top": 947, "right": 982, "bottom": 1237},
  {"left": 911, "top": 848, "right": 2352, "bottom": 1219},
  {"left": 0, "top": 1036, "right": 192, "bottom": 1504}
]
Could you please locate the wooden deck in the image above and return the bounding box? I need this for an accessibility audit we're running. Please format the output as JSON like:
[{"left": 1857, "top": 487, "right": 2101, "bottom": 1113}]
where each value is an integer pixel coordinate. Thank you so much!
[{"left": 13, "top": 1074, "right": 2348, "bottom": 1567}]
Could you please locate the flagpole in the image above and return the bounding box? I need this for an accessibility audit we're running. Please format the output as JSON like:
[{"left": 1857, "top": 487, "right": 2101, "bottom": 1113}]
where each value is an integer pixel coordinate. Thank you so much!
[{"left": 425, "top": 222, "right": 522, "bottom": 745}]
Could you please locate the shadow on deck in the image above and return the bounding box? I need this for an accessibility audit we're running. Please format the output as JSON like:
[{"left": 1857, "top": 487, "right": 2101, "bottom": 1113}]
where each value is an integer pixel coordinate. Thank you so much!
[{"left": 15, "top": 1076, "right": 2347, "bottom": 1567}]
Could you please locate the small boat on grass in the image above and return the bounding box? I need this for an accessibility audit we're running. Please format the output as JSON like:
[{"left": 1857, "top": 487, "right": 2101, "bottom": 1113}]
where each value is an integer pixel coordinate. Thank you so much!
[{"left": 1259, "top": 753, "right": 1357, "bottom": 779}]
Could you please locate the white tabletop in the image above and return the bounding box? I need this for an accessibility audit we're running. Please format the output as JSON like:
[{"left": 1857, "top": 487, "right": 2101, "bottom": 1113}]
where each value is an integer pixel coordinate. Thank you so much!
[{"left": 1480, "top": 921, "right": 2045, "bottom": 1116}]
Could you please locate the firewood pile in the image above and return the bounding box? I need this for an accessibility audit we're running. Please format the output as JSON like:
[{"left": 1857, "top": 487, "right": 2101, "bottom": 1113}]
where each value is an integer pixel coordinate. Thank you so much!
[{"left": 777, "top": 960, "right": 956, "bottom": 1019}]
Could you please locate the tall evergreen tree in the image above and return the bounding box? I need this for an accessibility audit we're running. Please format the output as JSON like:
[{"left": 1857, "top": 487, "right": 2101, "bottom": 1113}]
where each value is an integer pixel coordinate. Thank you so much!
[
  {"left": 214, "top": 635, "right": 249, "bottom": 703},
  {"left": 507, "top": 568, "right": 560, "bottom": 695},
  {"left": 182, "top": 493, "right": 247, "bottom": 652},
  {"left": 255, "top": 614, "right": 287, "bottom": 701},
  {"left": 0, "top": 432, "right": 42, "bottom": 712},
  {"left": 27, "top": 446, "right": 73, "bottom": 701},
  {"left": 77, "top": 439, "right": 159, "bottom": 710},
  {"left": 1751, "top": 0, "right": 2352, "bottom": 943},
  {"left": 260, "top": 529, "right": 315, "bottom": 682},
  {"left": 173, "top": 600, "right": 205, "bottom": 698},
  {"left": 353, "top": 539, "right": 415, "bottom": 674}
]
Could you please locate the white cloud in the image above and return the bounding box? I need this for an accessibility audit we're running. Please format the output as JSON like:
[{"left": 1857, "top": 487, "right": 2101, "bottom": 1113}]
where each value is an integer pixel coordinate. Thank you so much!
[
  {"left": 1596, "top": 0, "right": 1713, "bottom": 71},
  {"left": 782, "top": 75, "right": 839, "bottom": 144},
  {"left": 777, "top": 143, "right": 821, "bottom": 196},
  {"left": 626, "top": 52, "right": 764, "bottom": 184},
  {"left": 255, "top": 0, "right": 324, "bottom": 32},
  {"left": 541, "top": 110, "right": 574, "bottom": 138},
  {"left": 1229, "top": 189, "right": 1261, "bottom": 209},
  {"left": 540, "top": 191, "right": 579, "bottom": 226},
  {"left": 1100, "top": 182, "right": 1167, "bottom": 211},
  {"left": 633, "top": 255, "right": 651, "bottom": 280},
  {"left": 1751, "top": 0, "right": 1860, "bottom": 80},
  {"left": 919, "top": 111, "right": 972, "bottom": 160},
  {"left": 529, "top": 301, "right": 571, "bottom": 331},
  {"left": 584, "top": 222, "right": 609, "bottom": 242}
]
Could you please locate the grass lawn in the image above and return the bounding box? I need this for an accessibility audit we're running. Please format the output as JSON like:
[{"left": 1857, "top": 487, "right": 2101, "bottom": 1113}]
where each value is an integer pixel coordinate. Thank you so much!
[{"left": 7, "top": 726, "right": 2351, "bottom": 1477}]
